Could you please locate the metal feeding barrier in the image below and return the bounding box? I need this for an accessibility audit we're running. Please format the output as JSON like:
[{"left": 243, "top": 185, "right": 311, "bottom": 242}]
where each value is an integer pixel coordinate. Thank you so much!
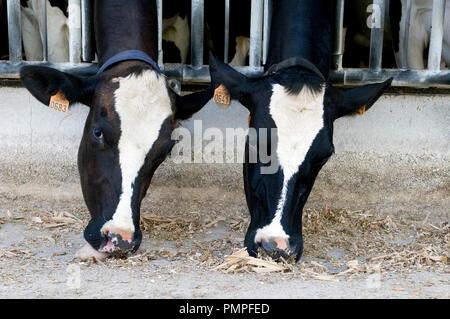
[{"left": 1, "top": 0, "right": 449, "bottom": 88}]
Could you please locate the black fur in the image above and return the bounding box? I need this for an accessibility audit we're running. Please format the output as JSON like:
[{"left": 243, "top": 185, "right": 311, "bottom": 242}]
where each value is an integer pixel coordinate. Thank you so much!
[
  {"left": 209, "top": 0, "right": 392, "bottom": 261},
  {"left": 19, "top": 0, "right": 212, "bottom": 256}
]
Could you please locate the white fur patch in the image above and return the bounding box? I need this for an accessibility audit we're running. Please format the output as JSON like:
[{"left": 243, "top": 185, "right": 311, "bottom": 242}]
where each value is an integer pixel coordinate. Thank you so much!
[
  {"left": 101, "top": 70, "right": 172, "bottom": 234},
  {"left": 163, "top": 14, "right": 190, "bottom": 64},
  {"left": 230, "top": 36, "right": 250, "bottom": 66},
  {"left": 255, "top": 84, "right": 325, "bottom": 243}
]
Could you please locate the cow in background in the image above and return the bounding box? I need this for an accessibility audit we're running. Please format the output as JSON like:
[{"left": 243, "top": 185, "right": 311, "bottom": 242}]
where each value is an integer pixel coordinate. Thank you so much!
[
  {"left": 390, "top": 0, "right": 450, "bottom": 69},
  {"left": 20, "top": 0, "right": 213, "bottom": 261},
  {"left": 162, "top": 0, "right": 251, "bottom": 66},
  {"left": 209, "top": 0, "right": 392, "bottom": 261},
  {"left": 21, "top": 0, "right": 69, "bottom": 62}
]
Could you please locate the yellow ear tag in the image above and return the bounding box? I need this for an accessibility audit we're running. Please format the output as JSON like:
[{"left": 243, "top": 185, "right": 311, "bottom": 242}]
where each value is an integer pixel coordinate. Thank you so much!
[
  {"left": 49, "top": 91, "right": 69, "bottom": 113},
  {"left": 214, "top": 84, "right": 231, "bottom": 109}
]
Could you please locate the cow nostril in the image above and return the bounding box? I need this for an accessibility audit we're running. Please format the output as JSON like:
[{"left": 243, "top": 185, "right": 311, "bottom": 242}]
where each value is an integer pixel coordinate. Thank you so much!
[
  {"left": 258, "top": 238, "right": 296, "bottom": 261},
  {"left": 261, "top": 240, "right": 278, "bottom": 252}
]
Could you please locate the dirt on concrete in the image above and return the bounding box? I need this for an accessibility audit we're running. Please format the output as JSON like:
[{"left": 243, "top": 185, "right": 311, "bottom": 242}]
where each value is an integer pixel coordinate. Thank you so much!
[{"left": 0, "top": 180, "right": 448, "bottom": 299}]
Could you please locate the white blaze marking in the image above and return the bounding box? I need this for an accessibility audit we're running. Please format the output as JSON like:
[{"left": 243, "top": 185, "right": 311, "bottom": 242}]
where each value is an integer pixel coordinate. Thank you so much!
[
  {"left": 255, "top": 84, "right": 325, "bottom": 243},
  {"left": 101, "top": 70, "right": 172, "bottom": 235}
]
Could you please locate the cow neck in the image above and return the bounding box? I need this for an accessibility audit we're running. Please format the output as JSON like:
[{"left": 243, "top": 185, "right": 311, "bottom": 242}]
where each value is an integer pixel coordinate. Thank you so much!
[
  {"left": 96, "top": 50, "right": 161, "bottom": 75},
  {"left": 264, "top": 56, "right": 326, "bottom": 81}
]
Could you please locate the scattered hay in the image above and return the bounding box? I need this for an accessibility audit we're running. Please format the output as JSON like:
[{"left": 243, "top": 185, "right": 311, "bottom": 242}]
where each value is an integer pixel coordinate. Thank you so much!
[
  {"left": 0, "top": 249, "right": 33, "bottom": 259},
  {"left": 213, "top": 248, "right": 293, "bottom": 274},
  {"left": 21, "top": 209, "right": 85, "bottom": 230},
  {"left": 140, "top": 212, "right": 233, "bottom": 242},
  {"left": 2, "top": 199, "right": 447, "bottom": 279},
  {"left": 140, "top": 213, "right": 208, "bottom": 241}
]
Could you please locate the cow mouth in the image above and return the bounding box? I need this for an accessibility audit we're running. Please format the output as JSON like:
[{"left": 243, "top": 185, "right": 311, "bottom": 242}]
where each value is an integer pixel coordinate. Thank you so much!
[
  {"left": 256, "top": 240, "right": 299, "bottom": 262},
  {"left": 99, "top": 232, "right": 138, "bottom": 258}
]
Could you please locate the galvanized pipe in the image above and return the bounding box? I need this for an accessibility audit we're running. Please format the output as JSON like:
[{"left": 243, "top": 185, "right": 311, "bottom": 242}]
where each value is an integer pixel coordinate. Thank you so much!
[
  {"left": 224, "top": 0, "right": 230, "bottom": 63},
  {"left": 1, "top": 61, "right": 450, "bottom": 89},
  {"left": 157, "top": 0, "right": 163, "bottom": 66},
  {"left": 332, "top": 0, "right": 345, "bottom": 70},
  {"left": 0, "top": 61, "right": 97, "bottom": 78},
  {"left": 81, "top": 0, "right": 94, "bottom": 62},
  {"left": 428, "top": 0, "right": 446, "bottom": 71},
  {"left": 330, "top": 68, "right": 450, "bottom": 88},
  {"left": 7, "top": 0, "right": 22, "bottom": 62},
  {"left": 262, "top": 0, "right": 272, "bottom": 66},
  {"left": 249, "top": 0, "right": 263, "bottom": 67},
  {"left": 191, "top": 0, "right": 204, "bottom": 68},
  {"left": 400, "top": 0, "right": 412, "bottom": 69},
  {"left": 41, "top": 0, "right": 48, "bottom": 62},
  {"left": 68, "top": 0, "right": 82, "bottom": 63},
  {"left": 369, "top": 0, "right": 386, "bottom": 70}
]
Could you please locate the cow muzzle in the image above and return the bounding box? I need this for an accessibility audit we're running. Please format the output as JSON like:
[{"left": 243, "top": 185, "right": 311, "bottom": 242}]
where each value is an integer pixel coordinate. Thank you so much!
[
  {"left": 258, "top": 238, "right": 299, "bottom": 261},
  {"left": 100, "top": 229, "right": 140, "bottom": 256}
]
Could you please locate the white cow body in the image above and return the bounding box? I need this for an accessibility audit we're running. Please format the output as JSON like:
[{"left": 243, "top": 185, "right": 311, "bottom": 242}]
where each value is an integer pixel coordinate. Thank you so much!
[
  {"left": 21, "top": 6, "right": 43, "bottom": 61},
  {"left": 230, "top": 36, "right": 250, "bottom": 66},
  {"left": 21, "top": 0, "right": 69, "bottom": 62},
  {"left": 397, "top": 0, "right": 450, "bottom": 69}
]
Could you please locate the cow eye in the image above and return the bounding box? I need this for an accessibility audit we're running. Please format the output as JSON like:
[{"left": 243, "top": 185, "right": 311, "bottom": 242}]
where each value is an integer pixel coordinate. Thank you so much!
[{"left": 93, "top": 127, "right": 103, "bottom": 141}]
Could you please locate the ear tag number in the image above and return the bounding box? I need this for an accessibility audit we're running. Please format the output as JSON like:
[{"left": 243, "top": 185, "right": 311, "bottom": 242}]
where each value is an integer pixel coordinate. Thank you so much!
[
  {"left": 49, "top": 91, "right": 69, "bottom": 113},
  {"left": 214, "top": 84, "right": 231, "bottom": 109}
]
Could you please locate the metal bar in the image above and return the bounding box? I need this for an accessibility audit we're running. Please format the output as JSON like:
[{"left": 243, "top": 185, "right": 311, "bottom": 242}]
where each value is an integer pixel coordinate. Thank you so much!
[
  {"left": 1, "top": 62, "right": 450, "bottom": 88},
  {"left": 164, "top": 65, "right": 264, "bottom": 83},
  {"left": 224, "top": 0, "right": 230, "bottom": 63},
  {"left": 332, "top": 0, "right": 345, "bottom": 70},
  {"left": 262, "top": 0, "right": 272, "bottom": 65},
  {"left": 41, "top": 0, "right": 48, "bottom": 61},
  {"left": 7, "top": 0, "right": 22, "bottom": 62},
  {"left": 68, "top": 0, "right": 82, "bottom": 63},
  {"left": 428, "top": 0, "right": 446, "bottom": 71},
  {"left": 368, "top": 0, "right": 386, "bottom": 70},
  {"left": 191, "top": 0, "right": 204, "bottom": 68},
  {"left": 0, "top": 61, "right": 98, "bottom": 78},
  {"left": 330, "top": 68, "right": 450, "bottom": 88},
  {"left": 249, "top": 0, "right": 263, "bottom": 67},
  {"left": 157, "top": 0, "right": 163, "bottom": 66},
  {"left": 81, "top": 0, "right": 94, "bottom": 62},
  {"left": 399, "top": 0, "right": 412, "bottom": 69}
]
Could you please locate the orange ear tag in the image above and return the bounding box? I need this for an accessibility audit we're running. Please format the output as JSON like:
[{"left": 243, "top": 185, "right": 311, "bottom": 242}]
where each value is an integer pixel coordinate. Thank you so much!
[
  {"left": 49, "top": 91, "right": 69, "bottom": 113},
  {"left": 248, "top": 115, "right": 251, "bottom": 128},
  {"left": 351, "top": 105, "right": 366, "bottom": 116},
  {"left": 214, "top": 84, "right": 231, "bottom": 109}
]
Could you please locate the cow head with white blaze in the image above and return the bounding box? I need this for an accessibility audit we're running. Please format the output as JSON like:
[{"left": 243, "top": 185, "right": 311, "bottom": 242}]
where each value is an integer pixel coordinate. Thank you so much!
[
  {"left": 20, "top": 61, "right": 212, "bottom": 258},
  {"left": 209, "top": 53, "right": 392, "bottom": 261}
]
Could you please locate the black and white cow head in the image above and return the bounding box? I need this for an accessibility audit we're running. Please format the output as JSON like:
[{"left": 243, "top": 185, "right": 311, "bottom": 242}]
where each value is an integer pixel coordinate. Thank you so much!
[
  {"left": 209, "top": 54, "right": 392, "bottom": 261},
  {"left": 20, "top": 62, "right": 212, "bottom": 259}
]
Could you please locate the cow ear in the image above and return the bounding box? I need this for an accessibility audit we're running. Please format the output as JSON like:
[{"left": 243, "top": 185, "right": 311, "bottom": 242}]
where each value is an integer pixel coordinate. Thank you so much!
[
  {"left": 208, "top": 51, "right": 250, "bottom": 101},
  {"left": 174, "top": 87, "right": 214, "bottom": 120},
  {"left": 20, "top": 66, "right": 97, "bottom": 107},
  {"left": 331, "top": 78, "right": 393, "bottom": 120}
]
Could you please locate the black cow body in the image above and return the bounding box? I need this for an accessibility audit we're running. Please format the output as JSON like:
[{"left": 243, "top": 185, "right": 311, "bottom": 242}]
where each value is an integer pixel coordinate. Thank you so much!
[
  {"left": 210, "top": 0, "right": 392, "bottom": 261},
  {"left": 20, "top": 0, "right": 212, "bottom": 260}
]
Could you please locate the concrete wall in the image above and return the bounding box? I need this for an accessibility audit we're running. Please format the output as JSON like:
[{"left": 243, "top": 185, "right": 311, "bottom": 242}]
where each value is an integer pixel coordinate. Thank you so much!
[{"left": 0, "top": 87, "right": 448, "bottom": 215}]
